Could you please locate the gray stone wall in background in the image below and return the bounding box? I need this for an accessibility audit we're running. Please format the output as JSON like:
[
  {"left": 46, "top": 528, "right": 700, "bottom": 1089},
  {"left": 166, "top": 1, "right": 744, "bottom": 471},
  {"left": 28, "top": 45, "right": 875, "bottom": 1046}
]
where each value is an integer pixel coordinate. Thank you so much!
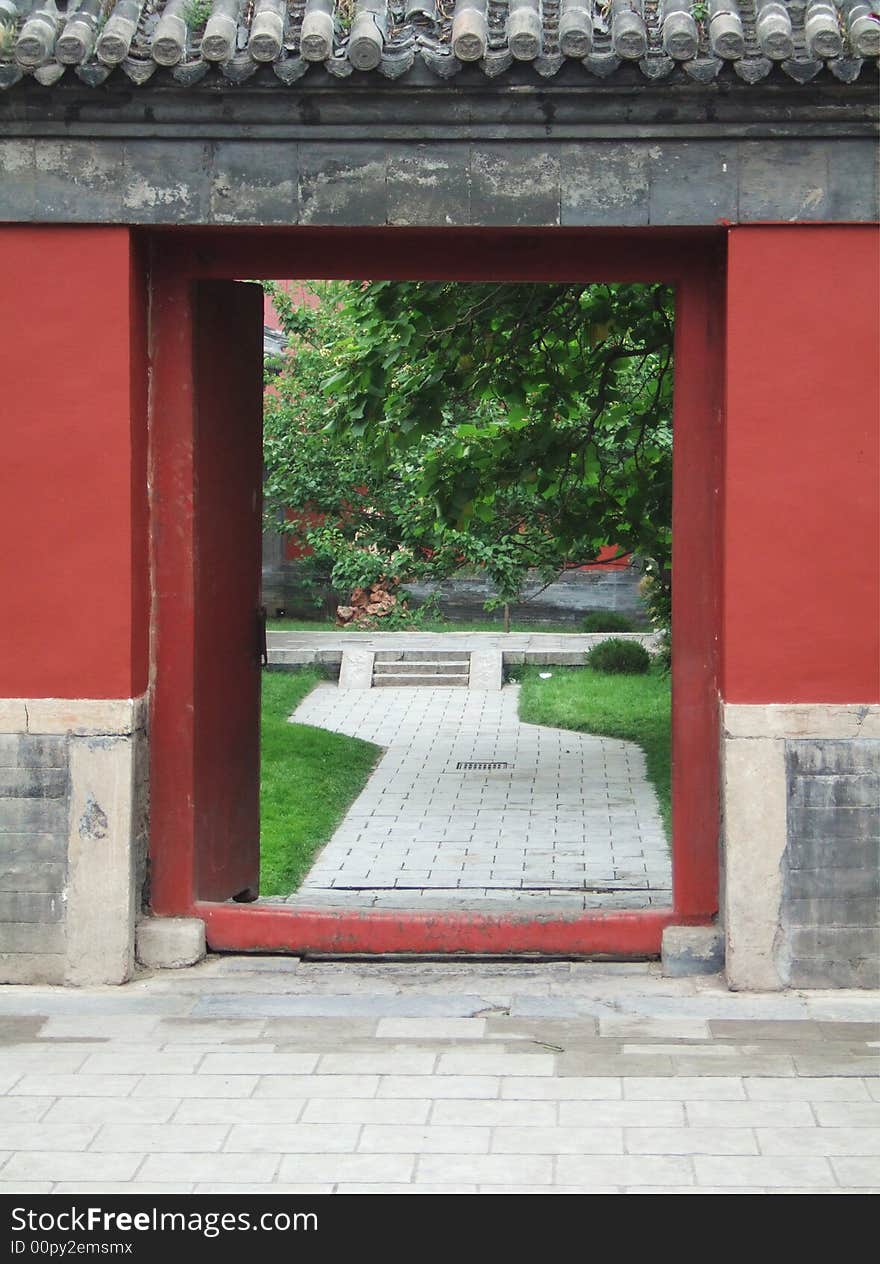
[
  {"left": 0, "top": 733, "right": 69, "bottom": 984},
  {"left": 781, "top": 738, "right": 880, "bottom": 989}
]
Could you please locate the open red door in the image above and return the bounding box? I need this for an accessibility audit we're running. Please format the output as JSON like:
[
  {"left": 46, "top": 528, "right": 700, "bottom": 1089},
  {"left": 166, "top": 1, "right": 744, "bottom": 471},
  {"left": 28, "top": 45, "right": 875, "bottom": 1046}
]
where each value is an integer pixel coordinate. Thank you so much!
[{"left": 192, "top": 281, "right": 264, "bottom": 902}]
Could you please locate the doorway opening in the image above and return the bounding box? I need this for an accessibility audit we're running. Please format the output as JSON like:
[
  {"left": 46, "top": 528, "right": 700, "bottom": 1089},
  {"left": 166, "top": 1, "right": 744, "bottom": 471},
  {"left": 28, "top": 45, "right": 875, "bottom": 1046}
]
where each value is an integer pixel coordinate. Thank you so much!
[
  {"left": 258, "top": 275, "right": 673, "bottom": 924},
  {"left": 146, "top": 227, "right": 723, "bottom": 957}
]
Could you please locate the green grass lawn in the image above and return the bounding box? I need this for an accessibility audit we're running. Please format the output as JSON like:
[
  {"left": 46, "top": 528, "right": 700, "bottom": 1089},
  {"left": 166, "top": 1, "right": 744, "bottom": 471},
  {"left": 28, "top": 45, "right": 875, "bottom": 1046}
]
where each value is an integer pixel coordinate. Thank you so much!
[
  {"left": 268, "top": 617, "right": 586, "bottom": 633},
  {"left": 260, "top": 670, "right": 381, "bottom": 896},
  {"left": 517, "top": 664, "right": 672, "bottom": 839}
]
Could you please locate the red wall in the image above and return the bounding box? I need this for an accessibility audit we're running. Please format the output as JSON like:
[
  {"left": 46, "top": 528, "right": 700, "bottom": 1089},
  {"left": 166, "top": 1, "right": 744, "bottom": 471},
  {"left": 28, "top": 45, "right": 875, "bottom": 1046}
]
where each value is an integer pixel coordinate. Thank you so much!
[
  {"left": 723, "top": 225, "right": 880, "bottom": 703},
  {"left": 0, "top": 227, "right": 148, "bottom": 699}
]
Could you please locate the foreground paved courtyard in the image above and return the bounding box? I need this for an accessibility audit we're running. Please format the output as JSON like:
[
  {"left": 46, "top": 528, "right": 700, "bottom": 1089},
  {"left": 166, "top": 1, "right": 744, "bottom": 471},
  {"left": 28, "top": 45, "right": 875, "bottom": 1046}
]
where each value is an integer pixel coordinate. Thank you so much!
[
  {"left": 0, "top": 957, "right": 878, "bottom": 1193},
  {"left": 272, "top": 684, "right": 669, "bottom": 913}
]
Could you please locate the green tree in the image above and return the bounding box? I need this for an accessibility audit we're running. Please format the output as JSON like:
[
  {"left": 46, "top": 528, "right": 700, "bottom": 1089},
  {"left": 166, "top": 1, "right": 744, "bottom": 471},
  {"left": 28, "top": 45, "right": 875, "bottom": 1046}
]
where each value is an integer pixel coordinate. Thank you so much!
[{"left": 263, "top": 279, "right": 674, "bottom": 620}]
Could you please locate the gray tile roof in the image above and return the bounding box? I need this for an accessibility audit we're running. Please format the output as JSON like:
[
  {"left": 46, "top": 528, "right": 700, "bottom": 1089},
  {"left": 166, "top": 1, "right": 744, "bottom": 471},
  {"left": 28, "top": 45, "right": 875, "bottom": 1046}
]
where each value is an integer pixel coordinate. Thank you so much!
[{"left": 0, "top": 0, "right": 877, "bottom": 91}]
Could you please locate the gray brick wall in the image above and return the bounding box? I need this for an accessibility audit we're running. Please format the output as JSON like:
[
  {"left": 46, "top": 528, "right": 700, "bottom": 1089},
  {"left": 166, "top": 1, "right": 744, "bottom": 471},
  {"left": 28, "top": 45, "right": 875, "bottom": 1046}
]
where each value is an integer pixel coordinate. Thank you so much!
[
  {"left": 0, "top": 734, "right": 69, "bottom": 981},
  {"left": 782, "top": 739, "right": 880, "bottom": 988}
]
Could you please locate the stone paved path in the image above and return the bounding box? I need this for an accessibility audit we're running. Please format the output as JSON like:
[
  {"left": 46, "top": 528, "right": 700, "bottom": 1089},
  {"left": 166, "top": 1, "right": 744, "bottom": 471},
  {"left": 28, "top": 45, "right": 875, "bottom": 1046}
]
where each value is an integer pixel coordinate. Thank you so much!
[
  {"left": 271, "top": 684, "right": 670, "bottom": 913},
  {"left": 1, "top": 958, "right": 878, "bottom": 1194}
]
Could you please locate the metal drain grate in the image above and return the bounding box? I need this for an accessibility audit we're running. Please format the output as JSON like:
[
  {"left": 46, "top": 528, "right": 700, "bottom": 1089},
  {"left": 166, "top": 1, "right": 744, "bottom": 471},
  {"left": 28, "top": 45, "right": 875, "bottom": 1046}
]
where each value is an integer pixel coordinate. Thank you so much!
[{"left": 456, "top": 761, "right": 510, "bottom": 771}]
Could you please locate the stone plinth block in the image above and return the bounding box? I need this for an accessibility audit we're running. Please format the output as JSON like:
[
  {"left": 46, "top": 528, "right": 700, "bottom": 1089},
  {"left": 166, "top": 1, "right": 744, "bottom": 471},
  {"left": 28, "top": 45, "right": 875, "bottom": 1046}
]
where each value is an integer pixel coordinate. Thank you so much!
[
  {"left": 339, "top": 649, "right": 374, "bottom": 690},
  {"left": 136, "top": 917, "right": 206, "bottom": 969},
  {"left": 661, "top": 924, "right": 724, "bottom": 976}
]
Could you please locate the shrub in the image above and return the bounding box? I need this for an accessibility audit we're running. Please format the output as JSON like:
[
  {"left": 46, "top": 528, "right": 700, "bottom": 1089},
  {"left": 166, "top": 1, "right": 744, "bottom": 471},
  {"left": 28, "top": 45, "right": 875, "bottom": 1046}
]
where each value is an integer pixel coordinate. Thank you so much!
[
  {"left": 586, "top": 638, "right": 651, "bottom": 675},
  {"left": 582, "top": 611, "right": 635, "bottom": 634}
]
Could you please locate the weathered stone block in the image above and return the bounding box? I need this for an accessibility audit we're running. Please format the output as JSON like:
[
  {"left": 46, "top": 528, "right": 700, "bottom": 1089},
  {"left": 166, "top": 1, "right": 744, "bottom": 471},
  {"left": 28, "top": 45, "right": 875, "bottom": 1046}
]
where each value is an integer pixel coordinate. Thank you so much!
[
  {"left": 788, "top": 739, "right": 880, "bottom": 777},
  {"left": 788, "top": 865, "right": 880, "bottom": 899},
  {"left": 788, "top": 957, "right": 880, "bottom": 989},
  {"left": 0, "top": 797, "right": 67, "bottom": 834},
  {"left": 0, "top": 140, "right": 36, "bottom": 222},
  {"left": 786, "top": 895, "right": 880, "bottom": 927},
  {"left": 0, "top": 833, "right": 67, "bottom": 861},
  {"left": 471, "top": 147, "right": 560, "bottom": 226},
  {"left": 211, "top": 141, "right": 298, "bottom": 225},
  {"left": 0, "top": 920, "right": 65, "bottom": 954},
  {"left": 560, "top": 143, "right": 650, "bottom": 227},
  {"left": 827, "top": 139, "right": 880, "bottom": 222},
  {"left": 648, "top": 141, "right": 738, "bottom": 225},
  {"left": 661, "top": 924, "right": 724, "bottom": 976},
  {"left": 0, "top": 951, "right": 66, "bottom": 985},
  {"left": 387, "top": 144, "right": 472, "bottom": 226},
  {"left": 791, "top": 774, "right": 880, "bottom": 810},
  {"left": 0, "top": 859, "right": 66, "bottom": 893},
  {"left": 123, "top": 140, "right": 212, "bottom": 224},
  {"left": 299, "top": 145, "right": 388, "bottom": 226},
  {"left": 0, "top": 891, "right": 64, "bottom": 923},
  {"left": 786, "top": 813, "right": 880, "bottom": 855},
  {"left": 34, "top": 140, "right": 124, "bottom": 221},
  {"left": 339, "top": 650, "right": 374, "bottom": 690},
  {"left": 738, "top": 140, "right": 830, "bottom": 221},
  {"left": 788, "top": 925, "right": 880, "bottom": 958},
  {"left": 136, "top": 917, "right": 206, "bottom": 970},
  {"left": 0, "top": 767, "right": 68, "bottom": 798}
]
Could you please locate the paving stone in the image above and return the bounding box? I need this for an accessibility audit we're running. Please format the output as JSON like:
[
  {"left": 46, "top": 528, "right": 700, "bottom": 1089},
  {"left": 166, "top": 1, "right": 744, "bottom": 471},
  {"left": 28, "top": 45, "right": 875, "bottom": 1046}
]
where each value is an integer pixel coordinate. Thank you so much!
[
  {"left": 0, "top": 1097, "right": 54, "bottom": 1122},
  {"left": 359, "top": 1125, "right": 490, "bottom": 1154},
  {"left": 44, "top": 1098, "right": 179, "bottom": 1125},
  {"left": 194, "top": 1184, "right": 334, "bottom": 1194},
  {"left": 556, "top": 1155, "right": 694, "bottom": 1186},
  {"left": 757, "top": 1127, "right": 880, "bottom": 1155},
  {"left": 278, "top": 1154, "right": 415, "bottom": 1183},
  {"left": 829, "top": 1157, "right": 880, "bottom": 1187},
  {"left": 131, "top": 1076, "right": 260, "bottom": 1099},
  {"left": 685, "top": 1101, "right": 815, "bottom": 1127},
  {"left": 80, "top": 1051, "right": 204, "bottom": 1076},
  {"left": 375, "top": 1018, "right": 486, "bottom": 1040},
  {"left": 501, "top": 1077, "right": 622, "bottom": 1100},
  {"left": 318, "top": 1052, "right": 436, "bottom": 1075},
  {"left": 379, "top": 1075, "right": 500, "bottom": 1100},
  {"left": 225, "top": 1123, "right": 361, "bottom": 1153},
  {"left": 11, "top": 1075, "right": 141, "bottom": 1098},
  {"left": 335, "top": 1183, "right": 477, "bottom": 1194},
  {"left": 254, "top": 1075, "right": 380, "bottom": 1099},
  {"left": 193, "top": 994, "right": 492, "bottom": 1018},
  {"left": 793, "top": 1055, "right": 880, "bottom": 1078},
  {"left": 437, "top": 1053, "right": 555, "bottom": 1077},
  {"left": 174, "top": 1100, "right": 307, "bottom": 1124},
  {"left": 491, "top": 1126, "right": 623, "bottom": 1154},
  {"left": 54, "top": 1183, "right": 197, "bottom": 1194},
  {"left": 138, "top": 1154, "right": 280, "bottom": 1183},
  {"left": 302, "top": 1099, "right": 431, "bottom": 1125},
  {"left": 416, "top": 1154, "right": 554, "bottom": 1184},
  {"left": 559, "top": 1101, "right": 685, "bottom": 1126},
  {"left": 3, "top": 1152, "right": 144, "bottom": 1182},
  {"left": 693, "top": 1156, "right": 836, "bottom": 1187},
  {"left": 0, "top": 1123, "right": 98, "bottom": 1152},
  {"left": 199, "top": 1053, "right": 320, "bottom": 1075},
  {"left": 91, "top": 1125, "right": 228, "bottom": 1152},
  {"left": 812, "top": 1102, "right": 880, "bottom": 1127},
  {"left": 745, "top": 1078, "right": 871, "bottom": 1101},
  {"left": 624, "top": 1078, "right": 745, "bottom": 1100},
  {"left": 429, "top": 1099, "right": 556, "bottom": 1126},
  {"left": 626, "top": 1127, "right": 758, "bottom": 1155},
  {"left": 0, "top": 1183, "right": 54, "bottom": 1193}
]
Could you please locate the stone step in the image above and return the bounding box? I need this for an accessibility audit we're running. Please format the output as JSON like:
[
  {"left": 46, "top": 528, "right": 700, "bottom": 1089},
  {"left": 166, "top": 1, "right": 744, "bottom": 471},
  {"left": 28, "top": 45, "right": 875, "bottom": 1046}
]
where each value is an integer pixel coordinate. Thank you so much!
[
  {"left": 372, "top": 673, "right": 470, "bottom": 688},
  {"left": 373, "top": 650, "right": 471, "bottom": 664},
  {"left": 373, "top": 660, "right": 469, "bottom": 676}
]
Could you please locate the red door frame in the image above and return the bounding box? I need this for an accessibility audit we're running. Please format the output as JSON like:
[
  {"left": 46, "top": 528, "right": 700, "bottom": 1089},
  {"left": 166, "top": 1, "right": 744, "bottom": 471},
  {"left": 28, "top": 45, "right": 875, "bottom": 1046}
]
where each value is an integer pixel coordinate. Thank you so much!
[{"left": 147, "top": 226, "right": 724, "bottom": 956}]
